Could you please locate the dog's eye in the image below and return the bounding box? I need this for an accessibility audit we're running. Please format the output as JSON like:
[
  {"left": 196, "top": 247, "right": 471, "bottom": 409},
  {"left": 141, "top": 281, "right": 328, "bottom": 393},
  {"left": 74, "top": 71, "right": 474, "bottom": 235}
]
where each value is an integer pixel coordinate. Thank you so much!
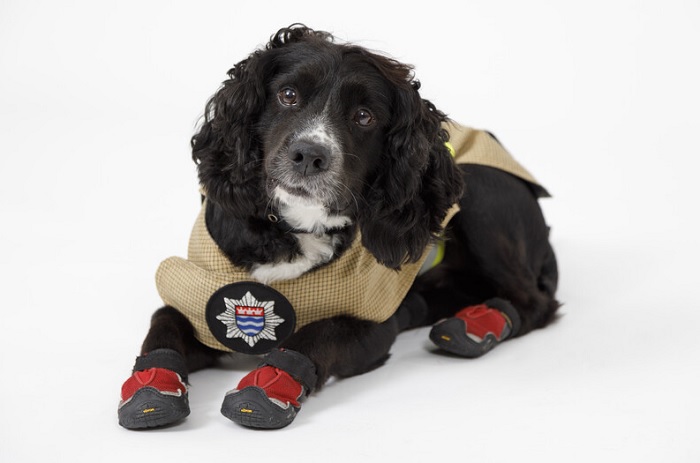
[
  {"left": 278, "top": 88, "right": 298, "bottom": 106},
  {"left": 353, "top": 108, "right": 374, "bottom": 127}
]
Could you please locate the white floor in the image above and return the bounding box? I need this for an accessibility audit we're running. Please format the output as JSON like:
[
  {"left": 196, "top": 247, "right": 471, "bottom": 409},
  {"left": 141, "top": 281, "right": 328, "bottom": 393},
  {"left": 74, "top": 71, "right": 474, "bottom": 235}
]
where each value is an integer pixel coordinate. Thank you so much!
[{"left": 2, "top": 1, "right": 698, "bottom": 462}]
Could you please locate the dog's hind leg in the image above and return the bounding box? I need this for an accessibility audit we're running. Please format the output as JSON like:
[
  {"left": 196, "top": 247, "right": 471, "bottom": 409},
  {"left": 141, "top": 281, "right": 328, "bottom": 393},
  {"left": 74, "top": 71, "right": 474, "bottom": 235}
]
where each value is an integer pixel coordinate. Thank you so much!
[
  {"left": 118, "top": 306, "right": 222, "bottom": 429},
  {"left": 220, "top": 315, "right": 399, "bottom": 429},
  {"left": 426, "top": 238, "right": 560, "bottom": 358},
  {"left": 426, "top": 165, "right": 561, "bottom": 357}
]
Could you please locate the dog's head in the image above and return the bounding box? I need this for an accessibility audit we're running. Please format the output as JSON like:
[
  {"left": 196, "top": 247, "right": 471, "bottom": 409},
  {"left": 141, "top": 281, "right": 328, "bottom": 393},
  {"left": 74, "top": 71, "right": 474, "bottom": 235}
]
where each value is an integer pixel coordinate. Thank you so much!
[{"left": 192, "top": 24, "right": 463, "bottom": 269}]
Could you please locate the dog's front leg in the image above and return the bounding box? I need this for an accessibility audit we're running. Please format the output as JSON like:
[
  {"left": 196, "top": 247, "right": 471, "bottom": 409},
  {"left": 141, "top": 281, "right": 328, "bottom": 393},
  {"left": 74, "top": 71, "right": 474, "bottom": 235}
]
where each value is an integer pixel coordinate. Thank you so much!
[
  {"left": 117, "top": 306, "right": 223, "bottom": 429},
  {"left": 220, "top": 315, "right": 400, "bottom": 429}
]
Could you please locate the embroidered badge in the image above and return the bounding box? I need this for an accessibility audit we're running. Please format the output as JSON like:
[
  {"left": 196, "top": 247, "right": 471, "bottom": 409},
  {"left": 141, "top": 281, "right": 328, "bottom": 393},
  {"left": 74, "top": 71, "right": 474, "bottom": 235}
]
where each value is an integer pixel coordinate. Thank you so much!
[
  {"left": 205, "top": 282, "right": 296, "bottom": 354},
  {"left": 216, "top": 291, "right": 284, "bottom": 347}
]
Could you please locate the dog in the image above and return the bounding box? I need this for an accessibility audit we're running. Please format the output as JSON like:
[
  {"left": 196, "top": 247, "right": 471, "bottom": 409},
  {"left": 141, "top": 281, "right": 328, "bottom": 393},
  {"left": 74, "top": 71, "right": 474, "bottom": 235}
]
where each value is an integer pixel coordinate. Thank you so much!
[{"left": 118, "top": 24, "right": 560, "bottom": 430}]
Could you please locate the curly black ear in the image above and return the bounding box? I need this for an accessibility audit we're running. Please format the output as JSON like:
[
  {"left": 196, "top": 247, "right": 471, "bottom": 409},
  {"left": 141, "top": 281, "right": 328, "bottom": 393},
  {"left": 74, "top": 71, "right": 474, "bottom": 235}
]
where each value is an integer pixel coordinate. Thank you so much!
[
  {"left": 359, "top": 61, "right": 464, "bottom": 269},
  {"left": 192, "top": 24, "right": 330, "bottom": 218},
  {"left": 191, "top": 49, "right": 268, "bottom": 217}
]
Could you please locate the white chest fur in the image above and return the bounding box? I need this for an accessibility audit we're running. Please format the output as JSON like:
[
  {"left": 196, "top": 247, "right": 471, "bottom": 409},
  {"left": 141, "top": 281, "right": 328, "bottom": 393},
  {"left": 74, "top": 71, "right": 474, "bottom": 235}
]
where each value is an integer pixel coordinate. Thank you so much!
[
  {"left": 272, "top": 187, "right": 351, "bottom": 234},
  {"left": 250, "top": 187, "right": 352, "bottom": 283}
]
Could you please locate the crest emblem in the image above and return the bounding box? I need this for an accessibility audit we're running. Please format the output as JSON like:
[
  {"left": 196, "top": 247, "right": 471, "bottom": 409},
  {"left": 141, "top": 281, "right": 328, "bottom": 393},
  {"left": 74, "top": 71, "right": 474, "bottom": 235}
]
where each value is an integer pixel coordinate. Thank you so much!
[
  {"left": 205, "top": 282, "right": 296, "bottom": 354},
  {"left": 216, "top": 291, "right": 285, "bottom": 347}
]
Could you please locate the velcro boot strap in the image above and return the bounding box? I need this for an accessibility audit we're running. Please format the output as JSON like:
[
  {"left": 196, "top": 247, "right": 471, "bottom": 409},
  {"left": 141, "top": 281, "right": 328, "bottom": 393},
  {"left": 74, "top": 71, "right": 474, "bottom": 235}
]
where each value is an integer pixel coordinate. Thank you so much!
[{"left": 261, "top": 348, "right": 318, "bottom": 392}]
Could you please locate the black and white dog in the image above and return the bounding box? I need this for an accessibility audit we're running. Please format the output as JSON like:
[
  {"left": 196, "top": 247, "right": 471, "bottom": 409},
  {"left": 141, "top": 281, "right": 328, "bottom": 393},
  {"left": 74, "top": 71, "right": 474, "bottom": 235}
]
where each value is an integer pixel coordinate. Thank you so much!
[{"left": 118, "top": 24, "right": 560, "bottom": 430}]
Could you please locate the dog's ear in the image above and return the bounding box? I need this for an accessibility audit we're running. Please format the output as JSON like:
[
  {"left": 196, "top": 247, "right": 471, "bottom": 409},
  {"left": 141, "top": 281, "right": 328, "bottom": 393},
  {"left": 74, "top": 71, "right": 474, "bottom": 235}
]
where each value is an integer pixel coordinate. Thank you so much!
[
  {"left": 191, "top": 49, "right": 269, "bottom": 218},
  {"left": 360, "top": 74, "right": 464, "bottom": 269},
  {"left": 191, "top": 24, "right": 333, "bottom": 218}
]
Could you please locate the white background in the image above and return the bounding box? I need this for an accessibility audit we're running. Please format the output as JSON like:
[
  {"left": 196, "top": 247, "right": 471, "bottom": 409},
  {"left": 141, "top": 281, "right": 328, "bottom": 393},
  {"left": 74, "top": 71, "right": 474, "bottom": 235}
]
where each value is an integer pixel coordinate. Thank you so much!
[{"left": 1, "top": 1, "right": 698, "bottom": 461}]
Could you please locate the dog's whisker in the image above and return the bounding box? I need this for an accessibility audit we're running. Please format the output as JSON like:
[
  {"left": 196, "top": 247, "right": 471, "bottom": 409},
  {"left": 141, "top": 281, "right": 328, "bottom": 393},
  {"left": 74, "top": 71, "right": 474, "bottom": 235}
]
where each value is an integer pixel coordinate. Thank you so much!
[{"left": 336, "top": 180, "right": 360, "bottom": 212}]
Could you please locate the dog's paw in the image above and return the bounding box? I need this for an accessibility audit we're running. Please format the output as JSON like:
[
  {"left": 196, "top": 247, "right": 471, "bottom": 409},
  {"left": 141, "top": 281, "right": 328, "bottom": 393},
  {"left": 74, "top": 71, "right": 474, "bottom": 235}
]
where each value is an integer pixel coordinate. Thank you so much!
[
  {"left": 221, "top": 366, "right": 304, "bottom": 429},
  {"left": 429, "top": 302, "right": 518, "bottom": 358},
  {"left": 221, "top": 386, "right": 299, "bottom": 429},
  {"left": 118, "top": 368, "right": 189, "bottom": 429}
]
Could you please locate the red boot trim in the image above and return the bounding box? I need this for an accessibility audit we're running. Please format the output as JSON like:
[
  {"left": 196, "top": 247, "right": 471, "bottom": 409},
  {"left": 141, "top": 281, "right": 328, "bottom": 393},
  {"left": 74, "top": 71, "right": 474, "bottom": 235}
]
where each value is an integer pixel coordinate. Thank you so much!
[
  {"left": 454, "top": 304, "right": 510, "bottom": 342},
  {"left": 236, "top": 366, "right": 303, "bottom": 408},
  {"left": 120, "top": 368, "right": 186, "bottom": 403}
]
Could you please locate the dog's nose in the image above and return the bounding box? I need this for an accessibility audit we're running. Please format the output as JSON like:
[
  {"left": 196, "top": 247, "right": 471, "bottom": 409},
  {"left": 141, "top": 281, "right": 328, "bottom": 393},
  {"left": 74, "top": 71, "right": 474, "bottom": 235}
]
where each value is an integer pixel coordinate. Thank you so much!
[{"left": 287, "top": 141, "right": 330, "bottom": 175}]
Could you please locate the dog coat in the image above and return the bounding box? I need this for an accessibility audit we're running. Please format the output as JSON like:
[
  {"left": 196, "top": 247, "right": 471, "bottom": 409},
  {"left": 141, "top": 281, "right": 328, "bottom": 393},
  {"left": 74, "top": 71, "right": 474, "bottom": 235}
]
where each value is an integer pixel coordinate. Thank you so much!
[{"left": 155, "top": 122, "right": 545, "bottom": 354}]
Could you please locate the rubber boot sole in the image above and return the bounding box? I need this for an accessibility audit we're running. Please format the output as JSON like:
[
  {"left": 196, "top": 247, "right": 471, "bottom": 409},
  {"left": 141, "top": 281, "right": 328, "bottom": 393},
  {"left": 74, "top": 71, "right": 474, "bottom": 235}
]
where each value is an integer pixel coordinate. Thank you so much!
[
  {"left": 118, "top": 387, "right": 190, "bottom": 429},
  {"left": 429, "top": 318, "right": 501, "bottom": 358},
  {"left": 221, "top": 386, "right": 298, "bottom": 429}
]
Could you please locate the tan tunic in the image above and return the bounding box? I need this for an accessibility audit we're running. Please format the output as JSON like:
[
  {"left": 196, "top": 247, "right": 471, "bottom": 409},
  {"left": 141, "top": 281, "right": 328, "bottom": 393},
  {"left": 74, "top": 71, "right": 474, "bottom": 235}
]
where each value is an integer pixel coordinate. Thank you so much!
[
  {"left": 447, "top": 122, "right": 548, "bottom": 198},
  {"left": 155, "top": 122, "right": 542, "bottom": 352}
]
